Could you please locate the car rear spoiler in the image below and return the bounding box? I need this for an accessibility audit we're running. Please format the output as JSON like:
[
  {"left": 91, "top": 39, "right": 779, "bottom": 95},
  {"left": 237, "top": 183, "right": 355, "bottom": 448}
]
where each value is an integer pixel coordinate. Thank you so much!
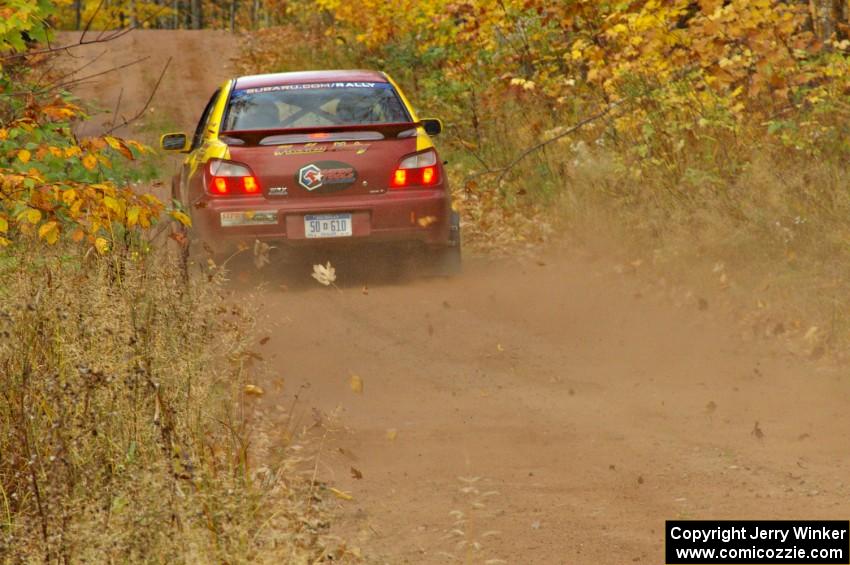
[{"left": 219, "top": 122, "right": 421, "bottom": 146}]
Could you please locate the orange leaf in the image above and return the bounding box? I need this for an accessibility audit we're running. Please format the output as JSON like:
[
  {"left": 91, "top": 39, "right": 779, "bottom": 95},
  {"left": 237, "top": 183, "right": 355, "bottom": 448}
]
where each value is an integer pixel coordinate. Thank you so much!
[
  {"left": 82, "top": 154, "right": 97, "bottom": 171},
  {"left": 104, "top": 135, "right": 134, "bottom": 160}
]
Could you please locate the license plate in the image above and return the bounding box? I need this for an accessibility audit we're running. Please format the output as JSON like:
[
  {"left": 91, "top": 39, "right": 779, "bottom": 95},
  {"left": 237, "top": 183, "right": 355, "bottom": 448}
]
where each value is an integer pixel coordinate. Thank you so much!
[
  {"left": 220, "top": 211, "right": 278, "bottom": 227},
  {"left": 305, "top": 214, "right": 352, "bottom": 238}
]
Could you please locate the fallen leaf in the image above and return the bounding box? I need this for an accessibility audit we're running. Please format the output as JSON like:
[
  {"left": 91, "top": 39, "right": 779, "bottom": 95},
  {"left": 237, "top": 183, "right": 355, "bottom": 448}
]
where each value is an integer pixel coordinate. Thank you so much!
[
  {"left": 169, "top": 231, "right": 188, "bottom": 246},
  {"left": 417, "top": 215, "right": 437, "bottom": 227},
  {"left": 312, "top": 261, "right": 337, "bottom": 286},
  {"left": 386, "top": 428, "right": 397, "bottom": 441},
  {"left": 259, "top": 336, "right": 270, "bottom": 345},
  {"left": 253, "top": 239, "right": 272, "bottom": 269},
  {"left": 350, "top": 466, "right": 363, "bottom": 480},
  {"left": 752, "top": 421, "right": 764, "bottom": 440},
  {"left": 349, "top": 374, "right": 363, "bottom": 393},
  {"left": 803, "top": 326, "right": 819, "bottom": 343},
  {"left": 328, "top": 487, "right": 353, "bottom": 501},
  {"left": 337, "top": 447, "right": 359, "bottom": 461},
  {"left": 244, "top": 384, "right": 265, "bottom": 396}
]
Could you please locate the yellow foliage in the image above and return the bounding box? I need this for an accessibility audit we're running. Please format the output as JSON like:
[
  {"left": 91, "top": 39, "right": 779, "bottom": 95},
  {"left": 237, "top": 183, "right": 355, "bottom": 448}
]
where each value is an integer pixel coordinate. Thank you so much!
[
  {"left": 62, "top": 189, "right": 77, "bottom": 206},
  {"left": 94, "top": 237, "right": 110, "bottom": 254},
  {"left": 64, "top": 146, "right": 81, "bottom": 158},
  {"left": 308, "top": 0, "right": 832, "bottom": 151},
  {"left": 127, "top": 205, "right": 141, "bottom": 227},
  {"left": 37, "top": 221, "right": 59, "bottom": 244},
  {"left": 81, "top": 154, "right": 98, "bottom": 171},
  {"left": 169, "top": 210, "right": 192, "bottom": 227},
  {"left": 21, "top": 208, "right": 41, "bottom": 225}
]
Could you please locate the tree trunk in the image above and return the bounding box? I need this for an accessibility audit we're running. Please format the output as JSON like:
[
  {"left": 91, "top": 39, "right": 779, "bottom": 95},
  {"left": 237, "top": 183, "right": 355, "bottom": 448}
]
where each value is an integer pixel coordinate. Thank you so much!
[
  {"left": 251, "top": 0, "right": 259, "bottom": 30},
  {"left": 230, "top": 0, "right": 239, "bottom": 32},
  {"left": 191, "top": 0, "right": 204, "bottom": 29},
  {"left": 74, "top": 0, "right": 82, "bottom": 30},
  {"left": 811, "top": 0, "right": 846, "bottom": 41}
]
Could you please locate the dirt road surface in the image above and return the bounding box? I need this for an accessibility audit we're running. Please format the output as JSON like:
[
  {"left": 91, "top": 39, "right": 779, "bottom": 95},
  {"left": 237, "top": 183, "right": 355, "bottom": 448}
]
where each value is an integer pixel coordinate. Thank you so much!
[
  {"left": 57, "top": 30, "right": 850, "bottom": 564},
  {"left": 55, "top": 30, "right": 239, "bottom": 139}
]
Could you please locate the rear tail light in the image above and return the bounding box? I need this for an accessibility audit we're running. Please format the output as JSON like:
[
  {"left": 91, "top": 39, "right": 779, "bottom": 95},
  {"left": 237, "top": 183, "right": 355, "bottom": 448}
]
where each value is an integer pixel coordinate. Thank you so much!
[
  {"left": 206, "top": 159, "right": 261, "bottom": 196},
  {"left": 390, "top": 149, "right": 440, "bottom": 189}
]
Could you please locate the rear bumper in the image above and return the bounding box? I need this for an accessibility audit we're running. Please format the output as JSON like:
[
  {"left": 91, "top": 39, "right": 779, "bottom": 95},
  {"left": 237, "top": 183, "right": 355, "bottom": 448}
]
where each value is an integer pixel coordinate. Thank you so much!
[{"left": 190, "top": 189, "right": 452, "bottom": 253}]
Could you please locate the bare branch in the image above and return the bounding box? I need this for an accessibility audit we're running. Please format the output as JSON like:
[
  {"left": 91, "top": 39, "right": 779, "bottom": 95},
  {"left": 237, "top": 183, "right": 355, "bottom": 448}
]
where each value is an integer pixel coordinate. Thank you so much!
[
  {"left": 463, "top": 102, "right": 625, "bottom": 188},
  {"left": 37, "top": 49, "right": 107, "bottom": 88},
  {"left": 1, "top": 3, "right": 169, "bottom": 62},
  {"left": 495, "top": 101, "right": 623, "bottom": 185},
  {"left": 110, "top": 87, "right": 124, "bottom": 129},
  {"left": 79, "top": 0, "right": 107, "bottom": 44},
  {"left": 0, "top": 57, "right": 150, "bottom": 98},
  {"left": 102, "top": 57, "right": 172, "bottom": 135},
  {"left": 49, "top": 56, "right": 150, "bottom": 93}
]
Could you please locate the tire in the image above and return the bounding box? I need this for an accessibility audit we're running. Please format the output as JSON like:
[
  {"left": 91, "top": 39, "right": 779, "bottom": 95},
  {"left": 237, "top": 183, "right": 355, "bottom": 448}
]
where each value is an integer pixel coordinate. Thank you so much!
[{"left": 428, "top": 211, "right": 462, "bottom": 277}]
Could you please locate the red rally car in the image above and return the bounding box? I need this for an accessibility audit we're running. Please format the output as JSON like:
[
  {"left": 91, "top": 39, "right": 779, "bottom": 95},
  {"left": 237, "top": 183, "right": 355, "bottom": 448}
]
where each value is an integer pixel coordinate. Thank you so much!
[{"left": 160, "top": 70, "right": 461, "bottom": 274}]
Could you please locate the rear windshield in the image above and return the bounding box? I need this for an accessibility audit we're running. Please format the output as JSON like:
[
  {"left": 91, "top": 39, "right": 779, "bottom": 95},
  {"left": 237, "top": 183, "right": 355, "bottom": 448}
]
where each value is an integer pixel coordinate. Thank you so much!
[{"left": 223, "top": 82, "right": 411, "bottom": 131}]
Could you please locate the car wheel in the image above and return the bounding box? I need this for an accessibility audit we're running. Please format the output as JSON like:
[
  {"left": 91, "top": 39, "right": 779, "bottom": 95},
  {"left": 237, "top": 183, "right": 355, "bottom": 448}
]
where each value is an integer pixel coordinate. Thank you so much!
[{"left": 428, "top": 212, "right": 462, "bottom": 277}]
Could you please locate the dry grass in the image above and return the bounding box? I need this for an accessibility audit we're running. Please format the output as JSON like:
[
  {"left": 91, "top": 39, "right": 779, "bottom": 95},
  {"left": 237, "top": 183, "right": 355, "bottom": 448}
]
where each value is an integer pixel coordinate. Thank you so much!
[
  {"left": 550, "top": 131, "right": 850, "bottom": 353},
  {"left": 0, "top": 242, "right": 335, "bottom": 563}
]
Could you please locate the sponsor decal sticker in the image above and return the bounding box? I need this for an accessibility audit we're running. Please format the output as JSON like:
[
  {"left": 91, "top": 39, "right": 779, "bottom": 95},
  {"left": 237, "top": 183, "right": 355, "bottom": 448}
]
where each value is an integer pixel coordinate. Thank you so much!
[
  {"left": 274, "top": 141, "right": 371, "bottom": 157},
  {"left": 274, "top": 145, "right": 326, "bottom": 156},
  {"left": 241, "top": 82, "right": 384, "bottom": 95},
  {"left": 297, "top": 161, "right": 357, "bottom": 193}
]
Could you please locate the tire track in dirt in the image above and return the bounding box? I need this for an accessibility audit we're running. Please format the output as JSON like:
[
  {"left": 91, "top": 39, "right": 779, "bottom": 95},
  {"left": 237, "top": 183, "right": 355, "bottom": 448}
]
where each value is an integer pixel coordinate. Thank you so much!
[{"left": 56, "top": 31, "right": 850, "bottom": 564}]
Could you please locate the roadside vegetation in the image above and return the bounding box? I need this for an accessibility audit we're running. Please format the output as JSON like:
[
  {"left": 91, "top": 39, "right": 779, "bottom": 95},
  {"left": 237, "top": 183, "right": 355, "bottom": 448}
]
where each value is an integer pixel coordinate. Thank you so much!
[
  {"left": 232, "top": 0, "right": 850, "bottom": 354},
  {"left": 0, "top": 3, "right": 334, "bottom": 562}
]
